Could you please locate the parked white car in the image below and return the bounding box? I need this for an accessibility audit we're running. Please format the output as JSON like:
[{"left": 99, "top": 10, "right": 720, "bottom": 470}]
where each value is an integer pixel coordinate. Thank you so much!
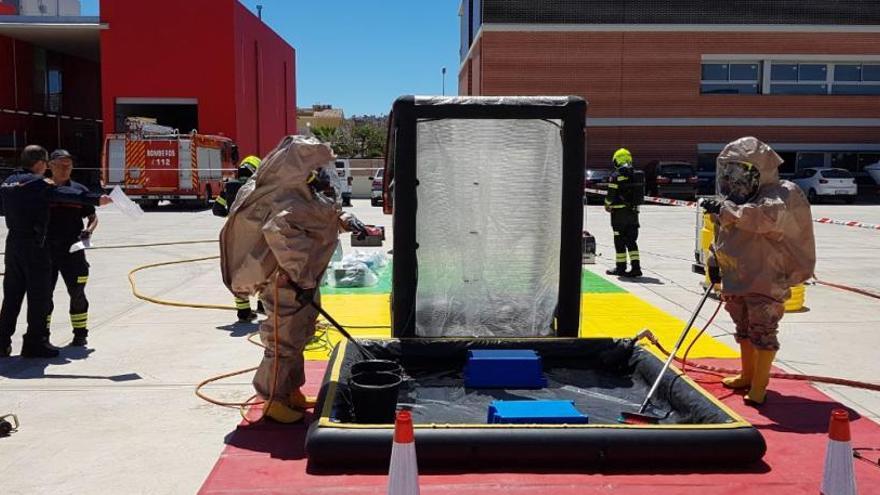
[
  {"left": 865, "top": 162, "right": 880, "bottom": 186},
  {"left": 370, "top": 168, "right": 384, "bottom": 207},
  {"left": 791, "top": 167, "right": 857, "bottom": 204}
]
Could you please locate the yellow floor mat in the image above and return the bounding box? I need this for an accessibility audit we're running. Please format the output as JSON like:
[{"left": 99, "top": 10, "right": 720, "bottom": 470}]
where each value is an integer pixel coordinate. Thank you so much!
[
  {"left": 305, "top": 292, "right": 735, "bottom": 361},
  {"left": 581, "top": 293, "right": 736, "bottom": 359}
]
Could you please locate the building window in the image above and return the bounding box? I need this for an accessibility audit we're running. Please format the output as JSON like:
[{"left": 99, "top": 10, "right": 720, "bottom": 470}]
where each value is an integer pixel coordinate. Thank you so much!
[
  {"left": 831, "top": 64, "right": 880, "bottom": 95},
  {"left": 702, "top": 58, "right": 880, "bottom": 96},
  {"left": 770, "top": 63, "right": 828, "bottom": 95},
  {"left": 47, "top": 69, "right": 63, "bottom": 113},
  {"left": 700, "top": 62, "right": 761, "bottom": 94}
]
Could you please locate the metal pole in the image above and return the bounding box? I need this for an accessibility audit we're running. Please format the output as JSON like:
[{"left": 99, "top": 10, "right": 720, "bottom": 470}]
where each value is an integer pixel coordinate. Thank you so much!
[
  {"left": 441, "top": 67, "right": 447, "bottom": 96},
  {"left": 256, "top": 4, "right": 263, "bottom": 19}
]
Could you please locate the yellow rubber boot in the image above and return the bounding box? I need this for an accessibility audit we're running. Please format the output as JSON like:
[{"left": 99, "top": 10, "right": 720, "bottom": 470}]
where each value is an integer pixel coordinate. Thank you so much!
[
  {"left": 263, "top": 399, "right": 305, "bottom": 424},
  {"left": 722, "top": 341, "right": 755, "bottom": 390},
  {"left": 291, "top": 389, "right": 317, "bottom": 410},
  {"left": 745, "top": 349, "right": 776, "bottom": 405}
]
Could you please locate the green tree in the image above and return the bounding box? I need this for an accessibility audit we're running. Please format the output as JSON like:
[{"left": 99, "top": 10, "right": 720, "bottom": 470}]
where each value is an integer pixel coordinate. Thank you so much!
[
  {"left": 310, "top": 125, "right": 338, "bottom": 144},
  {"left": 330, "top": 116, "right": 387, "bottom": 158}
]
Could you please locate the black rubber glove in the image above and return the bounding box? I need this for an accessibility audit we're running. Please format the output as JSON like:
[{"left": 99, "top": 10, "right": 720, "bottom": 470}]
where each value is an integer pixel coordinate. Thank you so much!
[
  {"left": 79, "top": 230, "right": 92, "bottom": 241},
  {"left": 349, "top": 218, "right": 368, "bottom": 240},
  {"left": 701, "top": 198, "right": 722, "bottom": 214},
  {"left": 708, "top": 265, "right": 722, "bottom": 284},
  {"left": 295, "top": 286, "right": 316, "bottom": 306}
]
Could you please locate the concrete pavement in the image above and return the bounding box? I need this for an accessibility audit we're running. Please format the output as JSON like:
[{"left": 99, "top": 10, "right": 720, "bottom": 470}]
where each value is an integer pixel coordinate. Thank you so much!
[{"left": 1, "top": 199, "right": 878, "bottom": 493}]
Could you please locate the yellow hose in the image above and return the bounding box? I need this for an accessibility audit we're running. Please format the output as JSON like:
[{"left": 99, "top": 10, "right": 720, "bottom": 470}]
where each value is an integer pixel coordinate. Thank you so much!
[{"left": 127, "top": 255, "right": 236, "bottom": 311}]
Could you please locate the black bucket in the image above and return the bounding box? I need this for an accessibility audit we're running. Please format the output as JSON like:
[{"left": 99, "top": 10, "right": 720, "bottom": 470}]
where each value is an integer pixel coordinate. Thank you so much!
[
  {"left": 351, "top": 359, "right": 402, "bottom": 377},
  {"left": 349, "top": 371, "right": 402, "bottom": 423}
]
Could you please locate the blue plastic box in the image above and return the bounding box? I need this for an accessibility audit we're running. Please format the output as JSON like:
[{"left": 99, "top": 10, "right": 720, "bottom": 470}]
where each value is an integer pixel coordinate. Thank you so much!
[
  {"left": 464, "top": 349, "right": 547, "bottom": 389},
  {"left": 488, "top": 400, "right": 589, "bottom": 424}
]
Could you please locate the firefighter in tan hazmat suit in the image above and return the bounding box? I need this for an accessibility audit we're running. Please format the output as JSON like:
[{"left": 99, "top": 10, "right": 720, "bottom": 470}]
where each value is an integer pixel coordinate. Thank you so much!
[
  {"left": 701, "top": 137, "right": 816, "bottom": 405},
  {"left": 220, "top": 136, "right": 366, "bottom": 423}
]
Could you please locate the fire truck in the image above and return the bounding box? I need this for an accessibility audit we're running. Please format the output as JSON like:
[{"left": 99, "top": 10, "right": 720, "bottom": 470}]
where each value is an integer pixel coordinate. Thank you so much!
[{"left": 102, "top": 118, "right": 238, "bottom": 207}]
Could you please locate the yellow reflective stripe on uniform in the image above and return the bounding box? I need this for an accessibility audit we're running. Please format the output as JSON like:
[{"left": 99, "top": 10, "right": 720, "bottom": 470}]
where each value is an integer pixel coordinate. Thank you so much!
[
  {"left": 607, "top": 204, "right": 627, "bottom": 209},
  {"left": 617, "top": 176, "right": 629, "bottom": 181},
  {"left": 613, "top": 231, "right": 620, "bottom": 236},
  {"left": 234, "top": 298, "right": 250, "bottom": 310},
  {"left": 216, "top": 196, "right": 228, "bottom": 207},
  {"left": 615, "top": 254, "right": 627, "bottom": 262},
  {"left": 70, "top": 313, "right": 88, "bottom": 329},
  {"left": 607, "top": 183, "right": 619, "bottom": 189},
  {"left": 629, "top": 251, "right": 641, "bottom": 261},
  {"left": 46, "top": 314, "right": 52, "bottom": 323},
  {"left": 77, "top": 276, "right": 88, "bottom": 284}
]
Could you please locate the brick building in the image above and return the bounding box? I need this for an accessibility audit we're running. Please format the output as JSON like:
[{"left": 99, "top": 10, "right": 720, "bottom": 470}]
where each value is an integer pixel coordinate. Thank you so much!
[{"left": 458, "top": 1, "right": 880, "bottom": 181}]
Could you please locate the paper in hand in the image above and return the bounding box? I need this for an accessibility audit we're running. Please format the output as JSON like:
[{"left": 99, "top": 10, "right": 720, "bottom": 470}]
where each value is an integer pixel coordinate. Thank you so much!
[
  {"left": 69, "top": 237, "right": 92, "bottom": 253},
  {"left": 107, "top": 186, "right": 144, "bottom": 219}
]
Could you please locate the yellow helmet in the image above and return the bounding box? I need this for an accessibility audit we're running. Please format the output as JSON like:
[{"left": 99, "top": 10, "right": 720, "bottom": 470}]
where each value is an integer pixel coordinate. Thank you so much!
[
  {"left": 612, "top": 148, "right": 633, "bottom": 167},
  {"left": 239, "top": 155, "right": 262, "bottom": 176}
]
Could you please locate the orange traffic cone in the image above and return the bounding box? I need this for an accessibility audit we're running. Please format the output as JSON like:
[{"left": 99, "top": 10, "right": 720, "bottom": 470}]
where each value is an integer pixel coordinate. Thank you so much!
[
  {"left": 821, "top": 409, "right": 857, "bottom": 495},
  {"left": 387, "top": 410, "right": 419, "bottom": 495}
]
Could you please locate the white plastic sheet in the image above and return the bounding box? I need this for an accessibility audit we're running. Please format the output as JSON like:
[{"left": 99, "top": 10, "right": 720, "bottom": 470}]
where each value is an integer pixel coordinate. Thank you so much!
[
  {"left": 107, "top": 186, "right": 144, "bottom": 219},
  {"left": 414, "top": 118, "right": 563, "bottom": 337}
]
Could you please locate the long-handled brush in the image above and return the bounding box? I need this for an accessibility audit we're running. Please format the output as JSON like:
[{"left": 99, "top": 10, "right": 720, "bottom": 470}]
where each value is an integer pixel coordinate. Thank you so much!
[
  {"left": 289, "top": 282, "right": 377, "bottom": 360},
  {"left": 620, "top": 282, "right": 716, "bottom": 425}
]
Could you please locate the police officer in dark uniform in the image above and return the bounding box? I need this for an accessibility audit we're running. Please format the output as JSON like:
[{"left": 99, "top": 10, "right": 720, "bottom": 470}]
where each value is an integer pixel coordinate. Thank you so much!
[
  {"left": 604, "top": 148, "right": 643, "bottom": 278},
  {"left": 46, "top": 149, "right": 99, "bottom": 347},
  {"left": 213, "top": 155, "right": 262, "bottom": 321},
  {"left": 0, "top": 145, "right": 111, "bottom": 358}
]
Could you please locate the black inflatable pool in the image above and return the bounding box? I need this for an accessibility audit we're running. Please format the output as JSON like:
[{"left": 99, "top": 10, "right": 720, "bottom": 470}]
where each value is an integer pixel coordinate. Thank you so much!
[{"left": 305, "top": 338, "right": 766, "bottom": 468}]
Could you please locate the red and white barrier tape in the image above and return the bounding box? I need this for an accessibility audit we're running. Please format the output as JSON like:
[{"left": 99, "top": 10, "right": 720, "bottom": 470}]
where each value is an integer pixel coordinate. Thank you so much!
[
  {"left": 586, "top": 188, "right": 880, "bottom": 231},
  {"left": 813, "top": 217, "right": 880, "bottom": 231}
]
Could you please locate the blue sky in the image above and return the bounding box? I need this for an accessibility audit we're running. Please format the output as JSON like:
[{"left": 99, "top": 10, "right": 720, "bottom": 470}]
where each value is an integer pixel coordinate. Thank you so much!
[{"left": 81, "top": 0, "right": 462, "bottom": 116}]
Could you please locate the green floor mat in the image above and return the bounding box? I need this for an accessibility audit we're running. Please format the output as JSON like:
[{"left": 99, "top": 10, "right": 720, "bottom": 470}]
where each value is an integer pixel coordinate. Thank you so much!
[
  {"left": 581, "top": 269, "right": 627, "bottom": 294},
  {"left": 321, "top": 263, "right": 625, "bottom": 295}
]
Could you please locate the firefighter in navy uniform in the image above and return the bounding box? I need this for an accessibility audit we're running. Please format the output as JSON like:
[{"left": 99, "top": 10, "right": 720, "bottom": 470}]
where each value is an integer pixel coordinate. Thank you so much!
[
  {"left": 0, "top": 145, "right": 111, "bottom": 358},
  {"left": 213, "top": 155, "right": 263, "bottom": 321},
  {"left": 46, "top": 150, "right": 99, "bottom": 347},
  {"left": 604, "top": 148, "right": 644, "bottom": 278}
]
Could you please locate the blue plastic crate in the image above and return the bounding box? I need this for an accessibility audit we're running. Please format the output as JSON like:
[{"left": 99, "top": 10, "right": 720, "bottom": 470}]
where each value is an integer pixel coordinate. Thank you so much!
[
  {"left": 488, "top": 400, "right": 589, "bottom": 424},
  {"left": 464, "top": 349, "right": 547, "bottom": 389}
]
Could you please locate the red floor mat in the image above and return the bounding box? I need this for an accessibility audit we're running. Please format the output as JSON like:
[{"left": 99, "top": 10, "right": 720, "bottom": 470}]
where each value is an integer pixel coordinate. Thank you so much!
[{"left": 199, "top": 360, "right": 880, "bottom": 495}]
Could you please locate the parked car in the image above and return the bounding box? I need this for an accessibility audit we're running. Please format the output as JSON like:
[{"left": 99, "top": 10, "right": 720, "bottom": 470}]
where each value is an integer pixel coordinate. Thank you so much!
[
  {"left": 866, "top": 162, "right": 880, "bottom": 186},
  {"left": 370, "top": 168, "right": 384, "bottom": 207},
  {"left": 584, "top": 168, "right": 612, "bottom": 204},
  {"left": 792, "top": 167, "right": 857, "bottom": 204},
  {"left": 643, "top": 161, "right": 699, "bottom": 199}
]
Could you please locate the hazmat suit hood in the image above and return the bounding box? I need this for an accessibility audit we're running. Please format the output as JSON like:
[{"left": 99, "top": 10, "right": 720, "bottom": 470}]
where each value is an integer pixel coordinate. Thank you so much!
[
  {"left": 709, "top": 137, "right": 816, "bottom": 301},
  {"left": 219, "top": 136, "right": 342, "bottom": 296},
  {"left": 717, "top": 136, "right": 782, "bottom": 189}
]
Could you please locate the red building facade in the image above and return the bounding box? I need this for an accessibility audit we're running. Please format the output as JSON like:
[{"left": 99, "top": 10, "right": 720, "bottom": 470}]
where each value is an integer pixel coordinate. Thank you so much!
[
  {"left": 100, "top": 0, "right": 295, "bottom": 159},
  {"left": 0, "top": 0, "right": 295, "bottom": 178}
]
